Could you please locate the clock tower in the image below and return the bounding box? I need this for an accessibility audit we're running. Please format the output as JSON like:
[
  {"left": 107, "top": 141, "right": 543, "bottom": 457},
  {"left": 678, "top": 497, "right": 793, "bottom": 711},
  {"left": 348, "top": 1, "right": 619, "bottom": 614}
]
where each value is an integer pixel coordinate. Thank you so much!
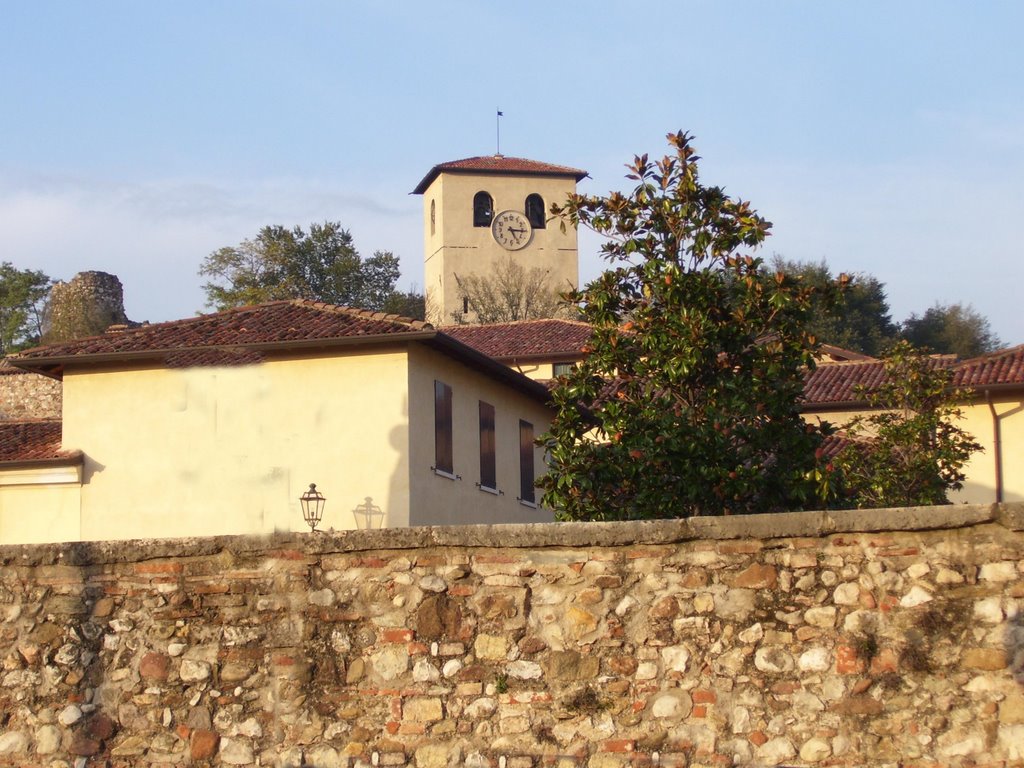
[{"left": 412, "top": 155, "right": 588, "bottom": 325}]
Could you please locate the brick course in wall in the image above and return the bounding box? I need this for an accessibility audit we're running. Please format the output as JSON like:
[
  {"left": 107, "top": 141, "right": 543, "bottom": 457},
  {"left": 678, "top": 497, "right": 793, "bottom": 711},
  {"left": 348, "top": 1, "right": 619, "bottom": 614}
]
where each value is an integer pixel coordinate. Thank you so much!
[{"left": 0, "top": 504, "right": 1022, "bottom": 767}]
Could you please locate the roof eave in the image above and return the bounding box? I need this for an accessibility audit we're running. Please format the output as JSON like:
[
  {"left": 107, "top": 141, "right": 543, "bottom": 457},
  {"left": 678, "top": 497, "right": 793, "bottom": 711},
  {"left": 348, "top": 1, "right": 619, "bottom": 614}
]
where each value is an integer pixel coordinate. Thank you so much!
[
  {"left": 801, "top": 380, "right": 1024, "bottom": 412},
  {"left": 427, "top": 334, "right": 552, "bottom": 405},
  {"left": 493, "top": 351, "right": 587, "bottom": 365},
  {"left": 412, "top": 165, "right": 589, "bottom": 195},
  {"left": 9, "top": 330, "right": 441, "bottom": 380},
  {"left": 9, "top": 329, "right": 551, "bottom": 406},
  {"left": 0, "top": 450, "right": 84, "bottom": 471},
  {"left": 962, "top": 381, "right": 1024, "bottom": 396},
  {"left": 799, "top": 400, "right": 871, "bottom": 413}
]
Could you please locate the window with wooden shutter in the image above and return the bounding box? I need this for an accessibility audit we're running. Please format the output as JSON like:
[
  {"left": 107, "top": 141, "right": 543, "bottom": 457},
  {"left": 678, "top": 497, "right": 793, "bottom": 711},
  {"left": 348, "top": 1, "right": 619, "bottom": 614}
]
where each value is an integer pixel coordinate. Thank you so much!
[
  {"left": 479, "top": 401, "right": 496, "bottom": 491},
  {"left": 519, "top": 419, "right": 535, "bottom": 505},
  {"left": 434, "top": 380, "right": 453, "bottom": 475}
]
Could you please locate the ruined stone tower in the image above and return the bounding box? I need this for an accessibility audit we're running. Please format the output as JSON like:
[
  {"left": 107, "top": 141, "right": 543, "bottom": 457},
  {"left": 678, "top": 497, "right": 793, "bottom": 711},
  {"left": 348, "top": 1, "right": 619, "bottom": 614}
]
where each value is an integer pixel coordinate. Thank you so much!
[{"left": 44, "top": 271, "right": 133, "bottom": 342}]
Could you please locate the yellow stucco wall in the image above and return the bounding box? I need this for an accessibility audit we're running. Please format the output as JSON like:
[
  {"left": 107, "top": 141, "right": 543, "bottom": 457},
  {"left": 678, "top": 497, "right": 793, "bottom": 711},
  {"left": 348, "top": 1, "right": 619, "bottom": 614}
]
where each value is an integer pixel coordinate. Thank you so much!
[
  {"left": 506, "top": 362, "right": 555, "bottom": 381},
  {"left": 953, "top": 394, "right": 1024, "bottom": 504},
  {"left": 406, "top": 345, "right": 554, "bottom": 526},
  {"left": 60, "top": 350, "right": 413, "bottom": 540},
  {"left": 0, "top": 466, "right": 81, "bottom": 544},
  {"left": 422, "top": 171, "right": 579, "bottom": 324},
  {"left": 2, "top": 341, "right": 555, "bottom": 543}
]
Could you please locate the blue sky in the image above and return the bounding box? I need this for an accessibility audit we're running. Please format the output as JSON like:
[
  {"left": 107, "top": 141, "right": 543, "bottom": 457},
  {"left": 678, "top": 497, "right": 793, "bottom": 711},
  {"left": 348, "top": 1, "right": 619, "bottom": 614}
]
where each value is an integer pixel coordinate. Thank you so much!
[{"left": 2, "top": 1, "right": 1022, "bottom": 344}]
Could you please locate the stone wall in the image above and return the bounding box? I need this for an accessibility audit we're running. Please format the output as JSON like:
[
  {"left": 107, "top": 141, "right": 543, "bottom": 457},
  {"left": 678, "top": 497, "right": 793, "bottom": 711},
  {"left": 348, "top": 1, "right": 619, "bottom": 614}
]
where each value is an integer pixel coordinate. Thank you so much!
[
  {"left": 0, "top": 504, "right": 1022, "bottom": 768},
  {"left": 0, "top": 365, "right": 61, "bottom": 420}
]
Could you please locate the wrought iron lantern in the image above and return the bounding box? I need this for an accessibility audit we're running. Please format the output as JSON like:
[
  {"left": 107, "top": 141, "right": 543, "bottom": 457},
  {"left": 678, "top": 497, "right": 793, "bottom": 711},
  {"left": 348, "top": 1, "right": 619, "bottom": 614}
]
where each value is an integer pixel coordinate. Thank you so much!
[{"left": 299, "top": 483, "right": 326, "bottom": 532}]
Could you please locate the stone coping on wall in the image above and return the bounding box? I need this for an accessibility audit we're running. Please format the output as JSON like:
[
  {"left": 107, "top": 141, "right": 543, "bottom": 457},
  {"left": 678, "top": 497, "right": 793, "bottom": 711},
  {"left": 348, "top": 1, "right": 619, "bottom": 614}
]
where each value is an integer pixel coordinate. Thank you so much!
[{"left": 4, "top": 502, "right": 1021, "bottom": 567}]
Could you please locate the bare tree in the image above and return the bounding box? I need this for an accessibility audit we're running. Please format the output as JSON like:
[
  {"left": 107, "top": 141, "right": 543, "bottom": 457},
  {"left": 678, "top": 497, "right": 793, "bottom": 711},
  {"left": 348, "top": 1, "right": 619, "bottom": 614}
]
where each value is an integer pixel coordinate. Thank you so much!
[{"left": 450, "top": 256, "right": 571, "bottom": 325}]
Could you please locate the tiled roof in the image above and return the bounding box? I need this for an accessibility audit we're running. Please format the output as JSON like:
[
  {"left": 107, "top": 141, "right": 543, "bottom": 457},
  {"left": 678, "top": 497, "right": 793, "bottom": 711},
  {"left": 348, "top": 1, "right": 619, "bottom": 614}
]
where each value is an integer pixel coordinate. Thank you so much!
[
  {"left": 802, "top": 357, "right": 959, "bottom": 407},
  {"left": 0, "top": 358, "right": 30, "bottom": 376},
  {"left": 803, "top": 361, "right": 890, "bottom": 406},
  {"left": 0, "top": 420, "right": 78, "bottom": 464},
  {"left": 443, "top": 319, "right": 592, "bottom": 360},
  {"left": 9, "top": 300, "right": 552, "bottom": 405},
  {"left": 413, "top": 155, "right": 588, "bottom": 194},
  {"left": 818, "top": 432, "right": 850, "bottom": 460},
  {"left": 953, "top": 344, "right": 1024, "bottom": 388},
  {"left": 804, "top": 345, "right": 1024, "bottom": 407},
  {"left": 802, "top": 353, "right": 1014, "bottom": 407},
  {"left": 12, "top": 301, "right": 433, "bottom": 372}
]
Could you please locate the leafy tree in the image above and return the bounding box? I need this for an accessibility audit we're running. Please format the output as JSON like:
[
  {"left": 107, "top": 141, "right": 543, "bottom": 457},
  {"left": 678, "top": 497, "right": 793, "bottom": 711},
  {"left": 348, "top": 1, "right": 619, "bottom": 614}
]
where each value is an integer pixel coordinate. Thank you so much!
[
  {"left": 451, "top": 255, "right": 570, "bottom": 324},
  {"left": 832, "top": 341, "right": 982, "bottom": 508},
  {"left": 900, "top": 302, "right": 1000, "bottom": 358},
  {"left": 0, "top": 263, "right": 52, "bottom": 355},
  {"left": 540, "top": 132, "right": 830, "bottom": 520},
  {"left": 199, "top": 221, "right": 419, "bottom": 312},
  {"left": 381, "top": 289, "right": 426, "bottom": 320},
  {"left": 769, "top": 257, "right": 897, "bottom": 356}
]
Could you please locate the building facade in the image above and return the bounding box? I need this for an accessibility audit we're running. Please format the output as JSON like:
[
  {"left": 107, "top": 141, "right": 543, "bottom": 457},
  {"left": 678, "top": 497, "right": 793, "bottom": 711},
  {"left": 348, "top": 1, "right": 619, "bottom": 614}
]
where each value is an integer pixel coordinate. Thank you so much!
[{"left": 2, "top": 302, "right": 554, "bottom": 543}]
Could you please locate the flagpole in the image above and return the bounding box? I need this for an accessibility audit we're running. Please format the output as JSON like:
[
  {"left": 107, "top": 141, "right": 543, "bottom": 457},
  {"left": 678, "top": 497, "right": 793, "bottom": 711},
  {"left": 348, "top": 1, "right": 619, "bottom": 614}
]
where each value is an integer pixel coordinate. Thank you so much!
[{"left": 496, "top": 109, "right": 503, "bottom": 155}]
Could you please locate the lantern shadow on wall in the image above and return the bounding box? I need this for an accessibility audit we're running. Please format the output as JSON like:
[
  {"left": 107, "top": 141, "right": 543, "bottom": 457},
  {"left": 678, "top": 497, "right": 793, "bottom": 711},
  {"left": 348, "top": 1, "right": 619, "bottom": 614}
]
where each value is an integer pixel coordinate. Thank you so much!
[{"left": 352, "top": 496, "right": 385, "bottom": 529}]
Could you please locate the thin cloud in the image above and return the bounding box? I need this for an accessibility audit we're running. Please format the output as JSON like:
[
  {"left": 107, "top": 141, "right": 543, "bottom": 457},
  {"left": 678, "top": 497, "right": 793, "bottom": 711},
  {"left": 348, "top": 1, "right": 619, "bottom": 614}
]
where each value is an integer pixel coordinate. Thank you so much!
[{"left": 0, "top": 174, "right": 423, "bottom": 323}]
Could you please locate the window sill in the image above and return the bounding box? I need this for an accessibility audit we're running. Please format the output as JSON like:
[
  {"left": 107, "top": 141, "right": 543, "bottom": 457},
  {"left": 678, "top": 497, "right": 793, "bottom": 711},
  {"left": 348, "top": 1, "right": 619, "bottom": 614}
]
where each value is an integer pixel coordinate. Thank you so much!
[
  {"left": 477, "top": 484, "right": 500, "bottom": 496},
  {"left": 432, "top": 467, "right": 460, "bottom": 481},
  {"left": 517, "top": 498, "right": 538, "bottom": 509}
]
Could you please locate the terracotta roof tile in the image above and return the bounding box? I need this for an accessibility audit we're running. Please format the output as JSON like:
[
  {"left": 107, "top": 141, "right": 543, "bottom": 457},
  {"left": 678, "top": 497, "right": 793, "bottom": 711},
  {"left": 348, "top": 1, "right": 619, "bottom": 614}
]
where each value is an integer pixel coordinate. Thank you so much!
[
  {"left": 803, "top": 361, "right": 887, "bottom": 406},
  {"left": 803, "top": 345, "right": 1024, "bottom": 407},
  {"left": 413, "top": 155, "right": 588, "bottom": 194},
  {"left": 443, "top": 319, "right": 592, "bottom": 360},
  {"left": 12, "top": 301, "right": 433, "bottom": 365},
  {"left": 0, "top": 358, "right": 30, "bottom": 376},
  {"left": 0, "top": 420, "right": 77, "bottom": 463},
  {"left": 953, "top": 344, "right": 1024, "bottom": 388},
  {"left": 818, "top": 432, "right": 850, "bottom": 459},
  {"left": 803, "top": 356, "right": 958, "bottom": 407}
]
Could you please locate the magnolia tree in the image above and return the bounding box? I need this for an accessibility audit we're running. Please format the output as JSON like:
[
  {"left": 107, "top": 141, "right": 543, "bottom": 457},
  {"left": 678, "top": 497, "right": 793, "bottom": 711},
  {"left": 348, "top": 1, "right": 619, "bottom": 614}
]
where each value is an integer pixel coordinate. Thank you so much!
[{"left": 539, "top": 132, "right": 832, "bottom": 520}]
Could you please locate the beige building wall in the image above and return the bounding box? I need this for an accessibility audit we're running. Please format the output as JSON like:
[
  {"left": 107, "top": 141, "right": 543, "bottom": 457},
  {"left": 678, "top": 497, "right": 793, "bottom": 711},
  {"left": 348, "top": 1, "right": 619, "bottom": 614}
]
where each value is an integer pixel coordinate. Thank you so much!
[
  {"left": 0, "top": 466, "right": 81, "bottom": 544},
  {"left": 406, "top": 344, "right": 553, "bottom": 527},
  {"left": 60, "top": 350, "right": 413, "bottom": 540},
  {"left": 422, "top": 172, "right": 579, "bottom": 325},
  {"left": 508, "top": 362, "right": 554, "bottom": 381},
  {"left": 952, "top": 394, "right": 1024, "bottom": 504}
]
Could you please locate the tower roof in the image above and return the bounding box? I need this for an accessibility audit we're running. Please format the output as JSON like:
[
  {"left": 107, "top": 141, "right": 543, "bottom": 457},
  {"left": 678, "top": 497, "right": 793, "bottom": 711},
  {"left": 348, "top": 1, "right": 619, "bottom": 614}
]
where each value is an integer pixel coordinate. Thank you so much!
[{"left": 412, "top": 155, "right": 588, "bottom": 194}]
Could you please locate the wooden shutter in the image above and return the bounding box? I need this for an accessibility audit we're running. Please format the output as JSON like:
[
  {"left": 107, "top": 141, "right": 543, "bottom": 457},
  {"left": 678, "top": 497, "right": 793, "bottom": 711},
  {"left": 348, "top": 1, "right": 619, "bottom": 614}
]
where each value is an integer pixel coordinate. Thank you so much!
[
  {"left": 479, "top": 403, "right": 495, "bottom": 487},
  {"left": 519, "top": 419, "right": 535, "bottom": 504},
  {"left": 479, "top": 401, "right": 496, "bottom": 490},
  {"left": 434, "top": 381, "right": 453, "bottom": 474}
]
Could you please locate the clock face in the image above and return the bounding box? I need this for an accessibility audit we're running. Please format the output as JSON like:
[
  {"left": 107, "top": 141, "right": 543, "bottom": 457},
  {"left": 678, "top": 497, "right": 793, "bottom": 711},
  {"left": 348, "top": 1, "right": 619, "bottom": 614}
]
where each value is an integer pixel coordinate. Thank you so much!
[{"left": 491, "top": 210, "right": 533, "bottom": 251}]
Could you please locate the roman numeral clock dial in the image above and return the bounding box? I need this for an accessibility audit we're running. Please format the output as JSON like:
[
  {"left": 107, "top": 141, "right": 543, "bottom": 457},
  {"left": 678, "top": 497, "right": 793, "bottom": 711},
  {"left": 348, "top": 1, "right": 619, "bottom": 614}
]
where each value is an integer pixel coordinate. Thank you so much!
[{"left": 491, "top": 210, "right": 533, "bottom": 251}]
